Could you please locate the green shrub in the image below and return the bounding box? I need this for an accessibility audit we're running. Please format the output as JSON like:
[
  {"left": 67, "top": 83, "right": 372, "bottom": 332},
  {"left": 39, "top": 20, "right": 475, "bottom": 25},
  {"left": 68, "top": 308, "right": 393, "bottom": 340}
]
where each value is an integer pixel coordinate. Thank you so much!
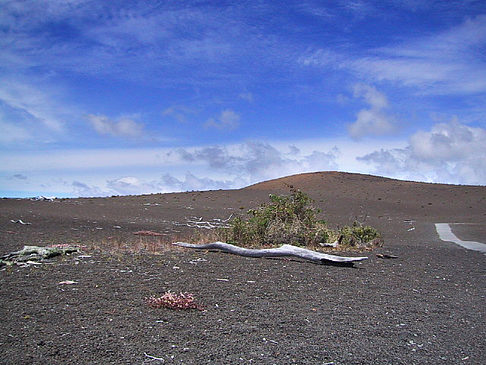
[
  {"left": 338, "top": 222, "right": 381, "bottom": 247},
  {"left": 220, "top": 189, "right": 381, "bottom": 248}
]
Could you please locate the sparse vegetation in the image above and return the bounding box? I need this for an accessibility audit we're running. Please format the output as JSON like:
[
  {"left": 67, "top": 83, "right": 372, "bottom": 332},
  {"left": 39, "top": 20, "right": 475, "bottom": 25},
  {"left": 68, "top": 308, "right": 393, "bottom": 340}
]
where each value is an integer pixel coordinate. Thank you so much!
[
  {"left": 217, "top": 189, "right": 382, "bottom": 249},
  {"left": 338, "top": 222, "right": 383, "bottom": 247},
  {"left": 146, "top": 291, "right": 203, "bottom": 310}
]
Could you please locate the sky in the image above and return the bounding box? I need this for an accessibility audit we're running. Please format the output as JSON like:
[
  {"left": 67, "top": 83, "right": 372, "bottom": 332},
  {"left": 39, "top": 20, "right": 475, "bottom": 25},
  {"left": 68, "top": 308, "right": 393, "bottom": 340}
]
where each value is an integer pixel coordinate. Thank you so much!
[{"left": 1, "top": 0, "right": 486, "bottom": 198}]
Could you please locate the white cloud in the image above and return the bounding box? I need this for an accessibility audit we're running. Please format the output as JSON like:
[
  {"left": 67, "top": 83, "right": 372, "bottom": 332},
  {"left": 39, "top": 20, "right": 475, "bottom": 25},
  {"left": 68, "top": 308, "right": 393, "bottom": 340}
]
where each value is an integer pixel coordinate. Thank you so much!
[
  {"left": 87, "top": 114, "right": 144, "bottom": 138},
  {"left": 299, "top": 15, "right": 486, "bottom": 95},
  {"left": 0, "top": 1, "right": 245, "bottom": 88},
  {"left": 297, "top": 48, "right": 344, "bottom": 67},
  {"left": 85, "top": 142, "right": 340, "bottom": 196},
  {"left": 354, "top": 83, "right": 387, "bottom": 109},
  {"left": 12, "top": 174, "right": 28, "bottom": 180},
  {"left": 205, "top": 109, "right": 240, "bottom": 130},
  {"left": 356, "top": 148, "right": 409, "bottom": 176},
  {"left": 358, "top": 121, "right": 486, "bottom": 185},
  {"left": 161, "top": 172, "right": 234, "bottom": 192},
  {"left": 0, "top": 80, "right": 66, "bottom": 132},
  {"left": 0, "top": 120, "right": 31, "bottom": 144},
  {"left": 2, "top": 130, "right": 483, "bottom": 198},
  {"left": 356, "top": 15, "right": 486, "bottom": 94},
  {"left": 0, "top": 148, "right": 181, "bottom": 173},
  {"left": 239, "top": 92, "right": 254, "bottom": 102},
  {"left": 0, "top": 139, "right": 343, "bottom": 196},
  {"left": 409, "top": 120, "right": 484, "bottom": 162},
  {"left": 71, "top": 180, "right": 106, "bottom": 197},
  {"left": 177, "top": 141, "right": 339, "bottom": 183},
  {"left": 341, "top": 0, "right": 375, "bottom": 18},
  {"left": 105, "top": 173, "right": 234, "bottom": 196},
  {"left": 0, "top": 138, "right": 383, "bottom": 178},
  {"left": 348, "top": 84, "right": 396, "bottom": 139},
  {"left": 106, "top": 176, "right": 151, "bottom": 195},
  {"left": 162, "top": 106, "right": 195, "bottom": 123}
]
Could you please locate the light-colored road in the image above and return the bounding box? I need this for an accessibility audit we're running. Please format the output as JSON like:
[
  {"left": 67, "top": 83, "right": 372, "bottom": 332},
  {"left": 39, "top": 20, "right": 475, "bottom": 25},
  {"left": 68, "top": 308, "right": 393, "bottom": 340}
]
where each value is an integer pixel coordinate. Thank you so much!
[{"left": 435, "top": 223, "right": 486, "bottom": 254}]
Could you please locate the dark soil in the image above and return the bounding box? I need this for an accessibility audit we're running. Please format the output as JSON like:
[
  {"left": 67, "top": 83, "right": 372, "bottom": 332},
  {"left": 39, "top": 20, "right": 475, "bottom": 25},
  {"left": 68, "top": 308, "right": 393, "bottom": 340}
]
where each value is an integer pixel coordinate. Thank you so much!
[{"left": 1, "top": 172, "right": 485, "bottom": 364}]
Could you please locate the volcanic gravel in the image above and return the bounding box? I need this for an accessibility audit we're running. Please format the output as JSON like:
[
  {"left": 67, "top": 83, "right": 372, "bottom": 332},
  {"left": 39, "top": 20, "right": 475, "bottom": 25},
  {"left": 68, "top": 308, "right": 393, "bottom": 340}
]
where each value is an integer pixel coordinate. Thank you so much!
[{"left": 1, "top": 172, "right": 485, "bottom": 364}]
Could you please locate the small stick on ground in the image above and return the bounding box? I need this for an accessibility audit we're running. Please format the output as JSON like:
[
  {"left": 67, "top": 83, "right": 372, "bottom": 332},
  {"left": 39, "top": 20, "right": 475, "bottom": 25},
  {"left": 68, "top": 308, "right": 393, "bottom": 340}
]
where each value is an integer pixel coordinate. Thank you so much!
[
  {"left": 144, "top": 352, "right": 165, "bottom": 362},
  {"left": 376, "top": 253, "right": 399, "bottom": 259}
]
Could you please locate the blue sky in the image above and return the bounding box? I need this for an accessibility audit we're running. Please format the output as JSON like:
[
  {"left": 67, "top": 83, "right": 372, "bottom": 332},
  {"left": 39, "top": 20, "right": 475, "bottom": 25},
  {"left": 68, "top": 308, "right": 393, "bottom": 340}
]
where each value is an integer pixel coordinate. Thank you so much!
[{"left": 1, "top": 0, "right": 486, "bottom": 197}]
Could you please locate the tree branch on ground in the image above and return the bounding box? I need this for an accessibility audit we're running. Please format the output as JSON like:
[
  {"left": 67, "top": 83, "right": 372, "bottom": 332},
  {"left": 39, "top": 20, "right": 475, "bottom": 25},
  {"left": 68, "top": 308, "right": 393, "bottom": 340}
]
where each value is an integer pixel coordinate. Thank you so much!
[{"left": 173, "top": 241, "right": 368, "bottom": 266}]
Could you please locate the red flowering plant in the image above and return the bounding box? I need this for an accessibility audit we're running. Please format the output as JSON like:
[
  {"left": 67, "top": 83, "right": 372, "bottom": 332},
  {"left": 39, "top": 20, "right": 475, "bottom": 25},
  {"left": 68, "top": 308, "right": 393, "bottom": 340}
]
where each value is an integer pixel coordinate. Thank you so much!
[{"left": 146, "top": 291, "right": 204, "bottom": 311}]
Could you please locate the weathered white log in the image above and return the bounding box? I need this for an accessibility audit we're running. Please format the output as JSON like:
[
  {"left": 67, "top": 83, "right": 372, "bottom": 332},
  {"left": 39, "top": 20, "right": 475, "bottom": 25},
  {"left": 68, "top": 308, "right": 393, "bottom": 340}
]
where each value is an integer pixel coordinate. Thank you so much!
[{"left": 172, "top": 241, "right": 368, "bottom": 265}]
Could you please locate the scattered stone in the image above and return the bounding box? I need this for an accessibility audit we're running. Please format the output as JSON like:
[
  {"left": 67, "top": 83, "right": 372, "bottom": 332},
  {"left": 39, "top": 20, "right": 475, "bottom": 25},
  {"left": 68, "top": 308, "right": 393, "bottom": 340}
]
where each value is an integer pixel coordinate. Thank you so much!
[{"left": 0, "top": 245, "right": 80, "bottom": 267}]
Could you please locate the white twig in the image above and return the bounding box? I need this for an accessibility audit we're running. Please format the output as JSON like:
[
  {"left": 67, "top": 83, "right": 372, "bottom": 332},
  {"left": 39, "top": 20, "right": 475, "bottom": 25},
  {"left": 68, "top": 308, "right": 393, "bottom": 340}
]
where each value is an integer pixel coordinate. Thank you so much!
[
  {"left": 144, "top": 352, "right": 165, "bottom": 362},
  {"left": 222, "top": 213, "right": 234, "bottom": 222},
  {"left": 10, "top": 219, "right": 31, "bottom": 225},
  {"left": 176, "top": 216, "right": 231, "bottom": 229}
]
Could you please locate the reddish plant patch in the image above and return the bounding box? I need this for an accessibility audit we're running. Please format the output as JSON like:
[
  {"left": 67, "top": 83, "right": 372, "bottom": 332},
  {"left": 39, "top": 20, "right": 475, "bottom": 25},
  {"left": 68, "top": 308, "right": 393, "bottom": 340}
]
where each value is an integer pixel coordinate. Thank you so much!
[
  {"left": 146, "top": 291, "right": 204, "bottom": 311},
  {"left": 133, "top": 230, "right": 164, "bottom": 236}
]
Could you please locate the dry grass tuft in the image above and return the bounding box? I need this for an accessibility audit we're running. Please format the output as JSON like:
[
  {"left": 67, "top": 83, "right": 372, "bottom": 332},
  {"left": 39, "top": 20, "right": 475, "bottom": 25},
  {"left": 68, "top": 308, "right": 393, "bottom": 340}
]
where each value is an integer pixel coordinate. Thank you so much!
[{"left": 86, "top": 231, "right": 193, "bottom": 255}]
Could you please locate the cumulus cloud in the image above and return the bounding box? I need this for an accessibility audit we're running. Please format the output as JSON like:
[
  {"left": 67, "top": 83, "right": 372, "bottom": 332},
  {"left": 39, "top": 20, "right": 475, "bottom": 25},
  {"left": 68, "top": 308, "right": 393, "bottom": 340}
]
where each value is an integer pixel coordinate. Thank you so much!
[
  {"left": 71, "top": 181, "right": 106, "bottom": 197},
  {"left": 409, "top": 120, "right": 484, "bottom": 162},
  {"left": 162, "top": 105, "right": 195, "bottom": 123},
  {"left": 177, "top": 141, "right": 339, "bottom": 183},
  {"left": 228, "top": 143, "right": 285, "bottom": 174},
  {"left": 205, "top": 109, "right": 240, "bottom": 130},
  {"left": 105, "top": 173, "right": 233, "bottom": 196},
  {"left": 302, "top": 149, "right": 340, "bottom": 171},
  {"left": 87, "top": 114, "right": 144, "bottom": 138},
  {"left": 358, "top": 121, "right": 486, "bottom": 185},
  {"left": 0, "top": 138, "right": 389, "bottom": 198},
  {"left": 161, "top": 172, "right": 234, "bottom": 192},
  {"left": 348, "top": 84, "right": 397, "bottom": 139},
  {"left": 187, "top": 146, "right": 239, "bottom": 169},
  {"left": 70, "top": 141, "right": 340, "bottom": 196},
  {"left": 106, "top": 176, "right": 152, "bottom": 195}
]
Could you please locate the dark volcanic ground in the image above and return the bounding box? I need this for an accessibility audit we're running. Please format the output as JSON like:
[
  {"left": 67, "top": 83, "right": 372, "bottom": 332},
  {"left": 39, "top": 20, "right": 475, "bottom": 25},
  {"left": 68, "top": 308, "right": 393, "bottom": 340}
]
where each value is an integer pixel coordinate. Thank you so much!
[{"left": 1, "top": 172, "right": 485, "bottom": 364}]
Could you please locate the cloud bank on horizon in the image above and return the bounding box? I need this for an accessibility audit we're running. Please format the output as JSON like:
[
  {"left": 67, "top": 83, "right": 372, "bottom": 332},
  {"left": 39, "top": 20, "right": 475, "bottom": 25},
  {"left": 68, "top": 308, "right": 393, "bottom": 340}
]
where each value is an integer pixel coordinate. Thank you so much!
[{"left": 1, "top": 1, "right": 485, "bottom": 197}]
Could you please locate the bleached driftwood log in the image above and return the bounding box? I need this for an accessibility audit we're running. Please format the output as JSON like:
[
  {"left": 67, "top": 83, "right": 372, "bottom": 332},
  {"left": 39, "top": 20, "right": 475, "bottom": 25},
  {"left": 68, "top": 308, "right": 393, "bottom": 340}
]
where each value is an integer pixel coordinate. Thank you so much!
[{"left": 173, "top": 241, "right": 368, "bottom": 265}]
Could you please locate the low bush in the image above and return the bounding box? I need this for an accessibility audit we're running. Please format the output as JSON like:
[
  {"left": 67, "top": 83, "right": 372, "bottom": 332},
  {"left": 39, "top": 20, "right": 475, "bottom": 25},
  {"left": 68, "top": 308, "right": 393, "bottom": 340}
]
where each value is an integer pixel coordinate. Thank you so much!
[
  {"left": 218, "top": 189, "right": 381, "bottom": 249},
  {"left": 338, "top": 222, "right": 382, "bottom": 247}
]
